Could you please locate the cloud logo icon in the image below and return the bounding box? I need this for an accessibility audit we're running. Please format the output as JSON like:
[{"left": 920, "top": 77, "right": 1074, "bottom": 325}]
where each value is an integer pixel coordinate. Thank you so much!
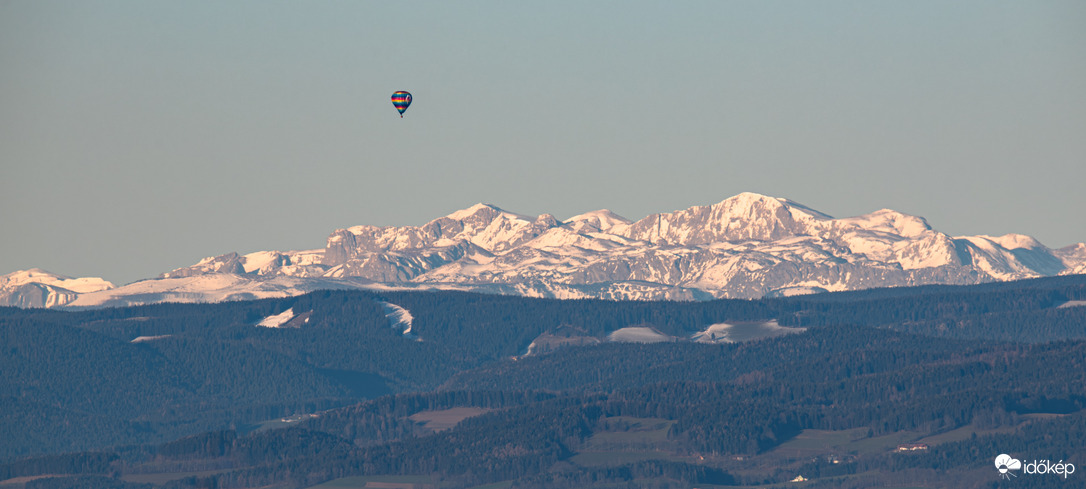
[{"left": 995, "top": 454, "right": 1022, "bottom": 479}]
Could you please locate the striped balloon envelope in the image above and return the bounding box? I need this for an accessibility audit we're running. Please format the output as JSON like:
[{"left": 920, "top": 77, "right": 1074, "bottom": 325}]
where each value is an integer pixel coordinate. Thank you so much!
[{"left": 391, "top": 91, "right": 412, "bottom": 117}]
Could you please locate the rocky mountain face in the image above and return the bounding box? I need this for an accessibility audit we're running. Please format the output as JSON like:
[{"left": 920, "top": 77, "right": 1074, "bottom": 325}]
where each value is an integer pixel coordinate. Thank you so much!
[{"left": 4, "top": 193, "right": 1085, "bottom": 307}]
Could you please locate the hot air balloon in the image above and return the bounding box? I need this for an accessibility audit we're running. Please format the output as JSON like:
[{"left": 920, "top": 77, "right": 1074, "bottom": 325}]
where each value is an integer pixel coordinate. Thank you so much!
[{"left": 391, "top": 91, "right": 412, "bottom": 117}]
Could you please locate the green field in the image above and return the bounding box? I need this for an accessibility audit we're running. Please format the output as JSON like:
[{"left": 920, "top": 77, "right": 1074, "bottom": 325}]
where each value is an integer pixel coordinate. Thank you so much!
[
  {"left": 772, "top": 428, "right": 867, "bottom": 453},
  {"left": 915, "top": 423, "right": 1017, "bottom": 446},
  {"left": 567, "top": 416, "right": 685, "bottom": 467},
  {"left": 121, "top": 468, "right": 235, "bottom": 485},
  {"left": 571, "top": 450, "right": 682, "bottom": 467},
  {"left": 465, "top": 481, "right": 512, "bottom": 489},
  {"left": 408, "top": 407, "right": 490, "bottom": 432},
  {"left": 768, "top": 427, "right": 925, "bottom": 459},
  {"left": 307, "top": 475, "right": 435, "bottom": 488}
]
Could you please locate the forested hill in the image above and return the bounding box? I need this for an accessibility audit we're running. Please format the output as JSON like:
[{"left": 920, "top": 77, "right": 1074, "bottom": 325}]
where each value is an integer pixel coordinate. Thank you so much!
[{"left": 1, "top": 275, "right": 1085, "bottom": 488}]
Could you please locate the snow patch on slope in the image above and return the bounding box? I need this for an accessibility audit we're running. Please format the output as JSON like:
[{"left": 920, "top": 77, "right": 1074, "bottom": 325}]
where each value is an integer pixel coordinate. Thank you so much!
[
  {"left": 257, "top": 308, "right": 296, "bottom": 328},
  {"left": 380, "top": 301, "right": 416, "bottom": 338},
  {"left": 766, "top": 285, "right": 829, "bottom": 298},
  {"left": 607, "top": 327, "right": 673, "bottom": 343},
  {"left": 692, "top": 320, "right": 804, "bottom": 343},
  {"left": 131, "top": 335, "right": 172, "bottom": 343}
]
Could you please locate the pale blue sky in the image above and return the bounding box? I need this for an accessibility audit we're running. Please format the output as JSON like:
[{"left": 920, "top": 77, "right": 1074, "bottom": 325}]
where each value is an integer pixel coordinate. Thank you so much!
[{"left": 2, "top": 1, "right": 1084, "bottom": 284}]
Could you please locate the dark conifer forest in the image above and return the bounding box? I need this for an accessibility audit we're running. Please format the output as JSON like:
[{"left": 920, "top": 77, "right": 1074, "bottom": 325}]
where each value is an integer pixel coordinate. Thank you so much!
[{"left": 2, "top": 275, "right": 1085, "bottom": 488}]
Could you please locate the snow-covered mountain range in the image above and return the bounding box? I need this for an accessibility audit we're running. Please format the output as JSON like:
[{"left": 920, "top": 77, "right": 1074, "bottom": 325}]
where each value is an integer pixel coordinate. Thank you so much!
[{"left": 4, "top": 193, "right": 1085, "bottom": 308}]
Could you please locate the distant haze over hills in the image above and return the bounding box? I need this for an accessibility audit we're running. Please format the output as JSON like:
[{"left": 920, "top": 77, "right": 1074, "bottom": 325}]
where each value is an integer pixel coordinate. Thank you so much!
[{"left": 3, "top": 192, "right": 1085, "bottom": 307}]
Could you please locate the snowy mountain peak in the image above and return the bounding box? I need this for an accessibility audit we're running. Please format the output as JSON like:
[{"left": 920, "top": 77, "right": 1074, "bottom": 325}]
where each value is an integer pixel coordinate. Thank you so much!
[
  {"left": 621, "top": 193, "right": 831, "bottom": 245},
  {"left": 717, "top": 191, "right": 787, "bottom": 210},
  {"left": 444, "top": 203, "right": 529, "bottom": 222},
  {"left": 1059, "top": 243, "right": 1086, "bottom": 258},
  {"left": 840, "top": 209, "right": 932, "bottom": 238},
  {"left": 310, "top": 193, "right": 1084, "bottom": 299},
  {"left": 0, "top": 269, "right": 114, "bottom": 293},
  {"left": 711, "top": 192, "right": 833, "bottom": 223},
  {"left": 982, "top": 234, "right": 1046, "bottom": 251},
  {"left": 161, "top": 252, "right": 244, "bottom": 279},
  {"left": 565, "top": 209, "right": 632, "bottom": 234},
  {"left": 0, "top": 269, "right": 115, "bottom": 308},
  {"left": 1, "top": 268, "right": 64, "bottom": 287},
  {"left": 446, "top": 203, "right": 498, "bottom": 220},
  {"left": 6, "top": 192, "right": 1085, "bottom": 307}
]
